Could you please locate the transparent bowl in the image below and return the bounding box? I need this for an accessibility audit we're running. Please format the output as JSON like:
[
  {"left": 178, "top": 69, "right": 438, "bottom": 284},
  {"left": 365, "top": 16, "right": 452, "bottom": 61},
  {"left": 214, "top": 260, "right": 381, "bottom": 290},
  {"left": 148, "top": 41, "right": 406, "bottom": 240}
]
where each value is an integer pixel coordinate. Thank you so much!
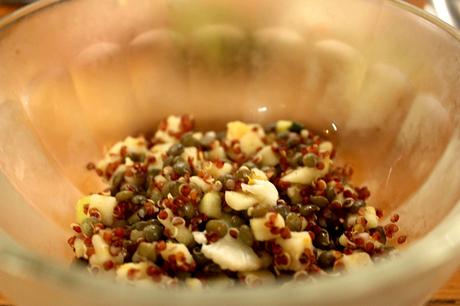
[{"left": 0, "top": 0, "right": 460, "bottom": 305}]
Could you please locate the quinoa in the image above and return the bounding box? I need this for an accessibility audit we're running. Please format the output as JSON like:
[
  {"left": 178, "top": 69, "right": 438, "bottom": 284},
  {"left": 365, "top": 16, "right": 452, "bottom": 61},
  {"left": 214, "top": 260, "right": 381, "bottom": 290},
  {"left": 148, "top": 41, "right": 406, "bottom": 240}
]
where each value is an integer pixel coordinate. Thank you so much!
[{"left": 68, "top": 115, "right": 405, "bottom": 287}]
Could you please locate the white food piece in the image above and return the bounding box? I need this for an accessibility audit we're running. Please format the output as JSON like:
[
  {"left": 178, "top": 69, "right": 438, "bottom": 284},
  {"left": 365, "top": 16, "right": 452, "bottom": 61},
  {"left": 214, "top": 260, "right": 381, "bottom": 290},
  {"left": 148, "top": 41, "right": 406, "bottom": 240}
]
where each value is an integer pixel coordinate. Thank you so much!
[
  {"left": 181, "top": 147, "right": 200, "bottom": 167},
  {"left": 165, "top": 115, "right": 182, "bottom": 133},
  {"left": 239, "top": 270, "right": 276, "bottom": 286},
  {"left": 250, "top": 212, "right": 285, "bottom": 241},
  {"left": 199, "top": 191, "right": 222, "bottom": 218},
  {"left": 225, "top": 191, "right": 259, "bottom": 211},
  {"left": 239, "top": 132, "right": 265, "bottom": 156},
  {"left": 319, "top": 141, "right": 333, "bottom": 154},
  {"left": 276, "top": 232, "right": 313, "bottom": 271},
  {"left": 207, "top": 145, "right": 227, "bottom": 160},
  {"left": 280, "top": 158, "right": 330, "bottom": 185},
  {"left": 192, "top": 231, "right": 208, "bottom": 245},
  {"left": 154, "top": 130, "right": 177, "bottom": 143},
  {"left": 362, "top": 206, "right": 379, "bottom": 229},
  {"left": 160, "top": 242, "right": 195, "bottom": 269},
  {"left": 116, "top": 262, "right": 149, "bottom": 281},
  {"left": 145, "top": 152, "right": 163, "bottom": 170},
  {"left": 250, "top": 168, "right": 269, "bottom": 181},
  {"left": 226, "top": 121, "right": 265, "bottom": 156},
  {"left": 96, "top": 136, "right": 148, "bottom": 174},
  {"left": 153, "top": 116, "right": 183, "bottom": 143},
  {"left": 241, "top": 179, "right": 279, "bottom": 206},
  {"left": 74, "top": 238, "right": 87, "bottom": 259},
  {"left": 226, "top": 121, "right": 253, "bottom": 140},
  {"left": 189, "top": 176, "right": 212, "bottom": 192},
  {"left": 201, "top": 235, "right": 263, "bottom": 272},
  {"left": 338, "top": 252, "right": 373, "bottom": 271},
  {"left": 256, "top": 146, "right": 279, "bottom": 167},
  {"left": 203, "top": 161, "right": 233, "bottom": 178},
  {"left": 89, "top": 233, "right": 124, "bottom": 267},
  {"left": 151, "top": 143, "right": 173, "bottom": 154},
  {"left": 88, "top": 194, "right": 117, "bottom": 226},
  {"left": 185, "top": 278, "right": 203, "bottom": 289}
]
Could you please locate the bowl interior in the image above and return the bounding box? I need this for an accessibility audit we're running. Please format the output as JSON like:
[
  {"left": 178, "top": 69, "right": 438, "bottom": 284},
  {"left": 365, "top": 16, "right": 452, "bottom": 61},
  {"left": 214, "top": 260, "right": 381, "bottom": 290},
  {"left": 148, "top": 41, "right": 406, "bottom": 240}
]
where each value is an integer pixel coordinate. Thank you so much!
[{"left": 0, "top": 0, "right": 459, "bottom": 265}]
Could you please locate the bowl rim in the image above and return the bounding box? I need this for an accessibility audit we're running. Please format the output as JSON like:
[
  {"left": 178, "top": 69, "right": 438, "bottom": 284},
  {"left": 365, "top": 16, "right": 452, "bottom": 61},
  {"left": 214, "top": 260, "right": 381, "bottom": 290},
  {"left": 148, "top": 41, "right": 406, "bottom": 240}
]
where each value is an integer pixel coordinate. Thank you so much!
[{"left": 0, "top": 0, "right": 460, "bottom": 303}]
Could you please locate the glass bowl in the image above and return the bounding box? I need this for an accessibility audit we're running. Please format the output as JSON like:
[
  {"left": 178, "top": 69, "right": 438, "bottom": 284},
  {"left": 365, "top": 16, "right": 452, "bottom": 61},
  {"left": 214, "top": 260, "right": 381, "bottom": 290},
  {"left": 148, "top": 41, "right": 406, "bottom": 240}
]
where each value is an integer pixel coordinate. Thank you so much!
[{"left": 0, "top": 0, "right": 459, "bottom": 305}]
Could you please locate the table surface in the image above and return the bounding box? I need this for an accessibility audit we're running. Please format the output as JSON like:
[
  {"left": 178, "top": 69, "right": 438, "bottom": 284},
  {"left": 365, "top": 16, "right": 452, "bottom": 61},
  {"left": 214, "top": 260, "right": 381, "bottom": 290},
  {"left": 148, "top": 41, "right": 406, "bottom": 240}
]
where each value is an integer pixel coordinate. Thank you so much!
[{"left": 1, "top": 0, "right": 459, "bottom": 305}]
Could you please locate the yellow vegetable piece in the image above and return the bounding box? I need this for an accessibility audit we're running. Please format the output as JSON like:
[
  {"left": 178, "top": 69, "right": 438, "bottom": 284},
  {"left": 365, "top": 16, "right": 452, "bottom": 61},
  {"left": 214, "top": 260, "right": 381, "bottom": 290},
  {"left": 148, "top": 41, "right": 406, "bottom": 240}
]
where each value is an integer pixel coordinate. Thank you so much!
[
  {"left": 276, "top": 120, "right": 292, "bottom": 133},
  {"left": 75, "top": 196, "right": 90, "bottom": 224}
]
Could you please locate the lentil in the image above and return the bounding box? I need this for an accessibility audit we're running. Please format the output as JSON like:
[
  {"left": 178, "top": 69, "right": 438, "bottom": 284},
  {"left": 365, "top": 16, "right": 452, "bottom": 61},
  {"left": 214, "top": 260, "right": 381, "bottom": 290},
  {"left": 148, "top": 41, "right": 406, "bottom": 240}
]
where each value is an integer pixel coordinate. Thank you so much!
[
  {"left": 143, "top": 224, "right": 163, "bottom": 242},
  {"left": 285, "top": 213, "right": 302, "bottom": 231},
  {"left": 206, "top": 220, "right": 228, "bottom": 238},
  {"left": 168, "top": 143, "right": 185, "bottom": 156},
  {"left": 238, "top": 225, "right": 254, "bottom": 246},
  {"left": 303, "top": 153, "right": 318, "bottom": 168},
  {"left": 115, "top": 190, "right": 134, "bottom": 202},
  {"left": 71, "top": 115, "right": 405, "bottom": 286}
]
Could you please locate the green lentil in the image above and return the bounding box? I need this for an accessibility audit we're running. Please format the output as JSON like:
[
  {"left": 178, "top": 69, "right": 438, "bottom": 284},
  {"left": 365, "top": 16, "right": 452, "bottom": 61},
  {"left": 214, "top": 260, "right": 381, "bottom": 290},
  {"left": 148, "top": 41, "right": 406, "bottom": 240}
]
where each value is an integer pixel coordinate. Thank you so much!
[
  {"left": 225, "top": 215, "right": 245, "bottom": 227},
  {"left": 250, "top": 204, "right": 271, "bottom": 218},
  {"left": 238, "top": 225, "right": 254, "bottom": 246},
  {"left": 274, "top": 204, "right": 290, "bottom": 219},
  {"left": 143, "top": 224, "right": 163, "bottom": 242},
  {"left": 181, "top": 202, "right": 196, "bottom": 220},
  {"left": 167, "top": 143, "right": 184, "bottom": 156},
  {"left": 206, "top": 220, "right": 228, "bottom": 238},
  {"left": 285, "top": 213, "right": 302, "bottom": 231},
  {"left": 325, "top": 186, "right": 336, "bottom": 202},
  {"left": 289, "top": 152, "right": 303, "bottom": 167},
  {"left": 317, "top": 251, "right": 336, "bottom": 270},
  {"left": 110, "top": 171, "right": 124, "bottom": 195},
  {"left": 192, "top": 247, "right": 209, "bottom": 266},
  {"left": 115, "top": 190, "right": 134, "bottom": 202},
  {"left": 310, "top": 195, "right": 329, "bottom": 208},
  {"left": 81, "top": 218, "right": 96, "bottom": 237},
  {"left": 128, "top": 152, "right": 146, "bottom": 163},
  {"left": 127, "top": 213, "right": 141, "bottom": 225},
  {"left": 314, "top": 229, "right": 331, "bottom": 249},
  {"left": 180, "top": 132, "right": 200, "bottom": 147},
  {"left": 299, "top": 204, "right": 320, "bottom": 217},
  {"left": 349, "top": 200, "right": 366, "bottom": 213},
  {"left": 148, "top": 168, "right": 161, "bottom": 177},
  {"left": 148, "top": 189, "right": 162, "bottom": 203},
  {"left": 173, "top": 159, "right": 190, "bottom": 176},
  {"left": 163, "top": 181, "right": 179, "bottom": 197},
  {"left": 303, "top": 153, "right": 318, "bottom": 168}
]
